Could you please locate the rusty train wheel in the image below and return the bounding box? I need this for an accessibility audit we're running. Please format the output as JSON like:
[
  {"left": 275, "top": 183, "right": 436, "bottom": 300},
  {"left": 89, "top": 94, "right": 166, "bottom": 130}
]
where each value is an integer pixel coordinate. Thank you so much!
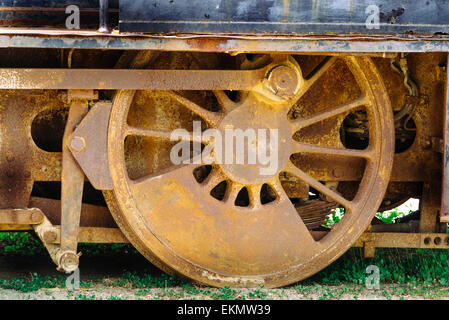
[{"left": 104, "top": 55, "right": 394, "bottom": 288}]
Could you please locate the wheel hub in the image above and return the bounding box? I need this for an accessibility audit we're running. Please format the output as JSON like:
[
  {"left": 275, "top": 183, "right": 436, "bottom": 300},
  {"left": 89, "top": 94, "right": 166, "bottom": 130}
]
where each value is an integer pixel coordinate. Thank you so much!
[{"left": 216, "top": 101, "right": 292, "bottom": 185}]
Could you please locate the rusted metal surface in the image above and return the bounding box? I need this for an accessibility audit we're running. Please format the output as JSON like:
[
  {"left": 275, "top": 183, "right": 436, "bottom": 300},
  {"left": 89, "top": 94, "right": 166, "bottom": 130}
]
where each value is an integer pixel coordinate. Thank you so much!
[
  {"left": 33, "top": 214, "right": 60, "bottom": 266},
  {"left": 420, "top": 181, "right": 441, "bottom": 233},
  {"left": 68, "top": 101, "right": 113, "bottom": 190},
  {"left": 59, "top": 91, "right": 90, "bottom": 272},
  {"left": 120, "top": 0, "right": 449, "bottom": 35},
  {"left": 33, "top": 211, "right": 126, "bottom": 268},
  {"left": 0, "top": 208, "right": 43, "bottom": 225},
  {"left": 0, "top": 96, "right": 34, "bottom": 208},
  {"left": 29, "top": 197, "right": 117, "bottom": 228},
  {"left": 0, "top": 47, "right": 445, "bottom": 288},
  {"left": 43, "top": 227, "right": 128, "bottom": 244},
  {"left": 371, "top": 221, "right": 420, "bottom": 233},
  {"left": 0, "top": 29, "right": 449, "bottom": 53},
  {"left": 0, "top": 68, "right": 266, "bottom": 90},
  {"left": 0, "top": 90, "right": 63, "bottom": 209},
  {"left": 77, "top": 227, "right": 127, "bottom": 243},
  {"left": 105, "top": 54, "right": 394, "bottom": 288},
  {"left": 441, "top": 53, "right": 449, "bottom": 223},
  {"left": 354, "top": 232, "right": 449, "bottom": 249}
]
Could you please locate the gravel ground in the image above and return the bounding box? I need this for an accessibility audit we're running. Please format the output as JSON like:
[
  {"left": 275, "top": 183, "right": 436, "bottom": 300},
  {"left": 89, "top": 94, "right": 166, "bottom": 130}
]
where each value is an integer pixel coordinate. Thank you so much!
[
  {"left": 0, "top": 248, "right": 448, "bottom": 300},
  {"left": 0, "top": 283, "right": 447, "bottom": 300}
]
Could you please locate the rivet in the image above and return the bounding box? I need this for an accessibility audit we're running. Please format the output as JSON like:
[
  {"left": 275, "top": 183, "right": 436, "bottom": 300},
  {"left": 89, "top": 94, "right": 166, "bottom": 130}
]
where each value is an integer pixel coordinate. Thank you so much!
[{"left": 70, "top": 136, "right": 86, "bottom": 152}]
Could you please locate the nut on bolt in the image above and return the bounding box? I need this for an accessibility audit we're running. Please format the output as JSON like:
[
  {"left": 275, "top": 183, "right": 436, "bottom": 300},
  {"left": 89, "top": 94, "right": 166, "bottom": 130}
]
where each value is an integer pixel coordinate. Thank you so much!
[
  {"left": 58, "top": 251, "right": 79, "bottom": 273},
  {"left": 266, "top": 65, "right": 299, "bottom": 97},
  {"left": 30, "top": 210, "right": 44, "bottom": 224},
  {"left": 70, "top": 136, "right": 86, "bottom": 152}
]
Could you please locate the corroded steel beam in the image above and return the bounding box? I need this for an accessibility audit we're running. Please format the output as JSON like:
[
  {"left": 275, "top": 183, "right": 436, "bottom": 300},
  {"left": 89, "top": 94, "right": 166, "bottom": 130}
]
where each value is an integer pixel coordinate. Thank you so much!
[
  {"left": 45, "top": 227, "right": 129, "bottom": 244},
  {"left": 58, "top": 91, "right": 91, "bottom": 272},
  {"left": 0, "top": 208, "right": 43, "bottom": 225},
  {"left": 0, "top": 68, "right": 266, "bottom": 90},
  {"left": 442, "top": 53, "right": 449, "bottom": 223},
  {"left": 353, "top": 232, "right": 449, "bottom": 250},
  {"left": 29, "top": 197, "right": 117, "bottom": 228},
  {"left": 0, "top": 29, "right": 448, "bottom": 53}
]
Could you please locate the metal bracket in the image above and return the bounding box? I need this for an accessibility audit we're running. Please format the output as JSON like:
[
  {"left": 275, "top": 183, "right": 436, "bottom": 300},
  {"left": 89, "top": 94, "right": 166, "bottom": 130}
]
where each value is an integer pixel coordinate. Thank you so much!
[
  {"left": 57, "top": 90, "right": 92, "bottom": 272},
  {"left": 68, "top": 101, "right": 113, "bottom": 190}
]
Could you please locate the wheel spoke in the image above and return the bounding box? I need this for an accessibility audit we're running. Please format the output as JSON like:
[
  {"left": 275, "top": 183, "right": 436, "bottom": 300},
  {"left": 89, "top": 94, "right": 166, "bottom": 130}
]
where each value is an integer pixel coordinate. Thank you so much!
[
  {"left": 223, "top": 181, "right": 242, "bottom": 205},
  {"left": 284, "top": 161, "right": 354, "bottom": 210},
  {"left": 298, "top": 57, "right": 338, "bottom": 98},
  {"left": 292, "top": 141, "right": 373, "bottom": 160},
  {"left": 167, "top": 91, "right": 223, "bottom": 127},
  {"left": 290, "top": 95, "right": 367, "bottom": 133},
  {"left": 267, "top": 177, "right": 289, "bottom": 202},
  {"left": 213, "top": 90, "right": 238, "bottom": 114},
  {"left": 247, "top": 185, "right": 261, "bottom": 209},
  {"left": 125, "top": 125, "right": 210, "bottom": 144},
  {"left": 201, "top": 169, "right": 225, "bottom": 192}
]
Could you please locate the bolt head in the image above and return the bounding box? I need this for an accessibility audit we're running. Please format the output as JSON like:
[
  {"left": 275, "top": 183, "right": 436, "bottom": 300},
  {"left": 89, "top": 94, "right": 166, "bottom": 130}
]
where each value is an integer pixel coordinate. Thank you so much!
[
  {"left": 70, "top": 136, "right": 86, "bottom": 152},
  {"left": 266, "top": 65, "right": 299, "bottom": 97},
  {"left": 59, "top": 251, "right": 79, "bottom": 273},
  {"left": 30, "top": 210, "right": 43, "bottom": 223}
]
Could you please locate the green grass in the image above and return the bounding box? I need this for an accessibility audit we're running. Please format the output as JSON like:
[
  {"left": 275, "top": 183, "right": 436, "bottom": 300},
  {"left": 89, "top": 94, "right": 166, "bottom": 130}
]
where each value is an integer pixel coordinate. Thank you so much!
[
  {"left": 0, "top": 207, "right": 448, "bottom": 299},
  {"left": 0, "top": 272, "right": 93, "bottom": 293},
  {"left": 375, "top": 207, "right": 412, "bottom": 224},
  {"left": 326, "top": 207, "right": 416, "bottom": 226},
  {"left": 0, "top": 232, "right": 136, "bottom": 257},
  {"left": 0, "top": 248, "right": 448, "bottom": 299},
  {"left": 302, "top": 247, "right": 449, "bottom": 286}
]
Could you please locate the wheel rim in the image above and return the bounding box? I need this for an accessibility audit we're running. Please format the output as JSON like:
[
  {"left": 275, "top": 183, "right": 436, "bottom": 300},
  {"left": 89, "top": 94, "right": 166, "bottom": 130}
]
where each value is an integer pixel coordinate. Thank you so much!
[{"left": 105, "top": 55, "right": 394, "bottom": 288}]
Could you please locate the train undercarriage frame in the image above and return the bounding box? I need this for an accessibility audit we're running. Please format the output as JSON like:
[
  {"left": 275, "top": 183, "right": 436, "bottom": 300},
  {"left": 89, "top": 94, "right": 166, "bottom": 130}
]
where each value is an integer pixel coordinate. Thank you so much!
[{"left": 0, "top": 0, "right": 449, "bottom": 287}]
